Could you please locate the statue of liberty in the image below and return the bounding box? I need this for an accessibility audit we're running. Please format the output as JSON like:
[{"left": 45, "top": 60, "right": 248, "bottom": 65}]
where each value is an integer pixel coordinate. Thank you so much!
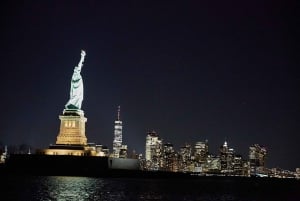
[{"left": 65, "top": 50, "right": 86, "bottom": 110}]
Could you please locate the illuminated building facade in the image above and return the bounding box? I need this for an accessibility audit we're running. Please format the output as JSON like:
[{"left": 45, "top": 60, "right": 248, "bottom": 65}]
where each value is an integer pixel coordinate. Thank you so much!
[
  {"left": 232, "top": 155, "right": 243, "bottom": 175},
  {"left": 119, "top": 145, "right": 128, "bottom": 158},
  {"left": 220, "top": 141, "right": 235, "bottom": 174},
  {"left": 162, "top": 143, "right": 178, "bottom": 172},
  {"left": 205, "top": 155, "right": 221, "bottom": 173},
  {"left": 249, "top": 144, "right": 267, "bottom": 175},
  {"left": 178, "top": 144, "right": 193, "bottom": 172},
  {"left": 145, "top": 131, "right": 163, "bottom": 170},
  {"left": 194, "top": 140, "right": 209, "bottom": 164},
  {"left": 113, "top": 106, "right": 123, "bottom": 158}
]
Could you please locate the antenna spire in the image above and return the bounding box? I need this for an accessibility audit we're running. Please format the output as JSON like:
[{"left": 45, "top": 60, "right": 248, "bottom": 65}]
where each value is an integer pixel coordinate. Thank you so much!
[{"left": 117, "top": 105, "right": 121, "bottom": 121}]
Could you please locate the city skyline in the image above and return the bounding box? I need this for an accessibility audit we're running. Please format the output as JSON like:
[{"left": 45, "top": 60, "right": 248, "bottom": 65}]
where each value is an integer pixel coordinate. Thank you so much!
[
  {"left": 0, "top": 1, "right": 298, "bottom": 171},
  {"left": 143, "top": 130, "right": 271, "bottom": 176}
]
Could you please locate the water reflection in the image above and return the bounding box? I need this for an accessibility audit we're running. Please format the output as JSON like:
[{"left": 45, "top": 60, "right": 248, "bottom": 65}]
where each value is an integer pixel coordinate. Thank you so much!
[
  {"left": 2, "top": 176, "right": 298, "bottom": 201},
  {"left": 38, "top": 176, "right": 102, "bottom": 200},
  {"left": 33, "top": 176, "right": 131, "bottom": 201}
]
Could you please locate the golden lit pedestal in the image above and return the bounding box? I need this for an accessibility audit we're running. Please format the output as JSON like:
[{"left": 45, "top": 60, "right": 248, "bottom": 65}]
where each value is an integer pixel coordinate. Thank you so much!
[{"left": 56, "top": 109, "right": 87, "bottom": 145}]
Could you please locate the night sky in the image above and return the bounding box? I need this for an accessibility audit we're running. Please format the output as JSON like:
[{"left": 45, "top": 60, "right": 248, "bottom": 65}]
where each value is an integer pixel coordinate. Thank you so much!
[{"left": 0, "top": 1, "right": 298, "bottom": 170}]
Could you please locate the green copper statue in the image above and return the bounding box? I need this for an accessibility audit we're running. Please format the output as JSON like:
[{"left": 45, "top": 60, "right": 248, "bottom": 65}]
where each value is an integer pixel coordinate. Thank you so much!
[{"left": 65, "top": 50, "right": 86, "bottom": 110}]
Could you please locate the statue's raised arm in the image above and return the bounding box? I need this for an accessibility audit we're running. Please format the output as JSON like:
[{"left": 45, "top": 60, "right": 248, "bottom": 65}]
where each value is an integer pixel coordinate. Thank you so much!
[
  {"left": 65, "top": 50, "right": 86, "bottom": 110},
  {"left": 76, "top": 50, "right": 86, "bottom": 71}
]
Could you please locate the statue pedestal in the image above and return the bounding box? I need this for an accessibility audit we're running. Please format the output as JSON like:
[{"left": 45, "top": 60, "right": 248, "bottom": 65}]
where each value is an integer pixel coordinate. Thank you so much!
[{"left": 56, "top": 109, "right": 87, "bottom": 145}]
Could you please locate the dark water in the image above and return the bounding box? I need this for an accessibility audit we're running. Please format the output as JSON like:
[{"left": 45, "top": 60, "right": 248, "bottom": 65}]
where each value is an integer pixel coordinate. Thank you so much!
[{"left": 1, "top": 176, "right": 299, "bottom": 201}]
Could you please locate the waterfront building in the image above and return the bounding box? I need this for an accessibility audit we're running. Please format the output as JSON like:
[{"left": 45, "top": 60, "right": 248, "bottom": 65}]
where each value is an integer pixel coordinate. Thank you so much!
[
  {"left": 145, "top": 131, "right": 163, "bottom": 170},
  {"left": 178, "top": 144, "right": 193, "bottom": 172},
  {"left": 95, "top": 145, "right": 110, "bottom": 157},
  {"left": 119, "top": 144, "right": 128, "bottom": 158},
  {"left": 232, "top": 155, "right": 243, "bottom": 175},
  {"left": 194, "top": 140, "right": 209, "bottom": 164},
  {"left": 249, "top": 144, "right": 267, "bottom": 176},
  {"left": 270, "top": 167, "right": 295, "bottom": 178},
  {"left": 205, "top": 155, "right": 221, "bottom": 173},
  {"left": 101, "top": 146, "right": 110, "bottom": 156},
  {"left": 112, "top": 106, "right": 123, "bottom": 158},
  {"left": 219, "top": 141, "right": 234, "bottom": 174},
  {"left": 243, "top": 161, "right": 251, "bottom": 177},
  {"left": 162, "top": 143, "right": 178, "bottom": 172}
]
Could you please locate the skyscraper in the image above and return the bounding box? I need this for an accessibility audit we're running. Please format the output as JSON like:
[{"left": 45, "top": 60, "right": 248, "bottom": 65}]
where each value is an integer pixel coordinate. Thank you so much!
[
  {"left": 249, "top": 144, "right": 267, "bottom": 175},
  {"left": 178, "top": 144, "right": 192, "bottom": 172},
  {"left": 113, "top": 106, "right": 123, "bottom": 158},
  {"left": 162, "top": 143, "right": 178, "bottom": 172},
  {"left": 145, "top": 131, "right": 163, "bottom": 170},
  {"left": 220, "top": 141, "right": 234, "bottom": 174},
  {"left": 194, "top": 140, "right": 209, "bottom": 164}
]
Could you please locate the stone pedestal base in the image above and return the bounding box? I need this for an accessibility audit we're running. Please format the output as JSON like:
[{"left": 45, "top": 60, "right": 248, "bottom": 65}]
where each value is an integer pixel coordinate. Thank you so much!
[{"left": 56, "top": 109, "right": 87, "bottom": 145}]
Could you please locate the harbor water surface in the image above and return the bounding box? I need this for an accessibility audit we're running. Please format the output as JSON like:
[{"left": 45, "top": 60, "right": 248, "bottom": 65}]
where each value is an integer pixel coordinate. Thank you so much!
[{"left": 2, "top": 175, "right": 300, "bottom": 201}]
